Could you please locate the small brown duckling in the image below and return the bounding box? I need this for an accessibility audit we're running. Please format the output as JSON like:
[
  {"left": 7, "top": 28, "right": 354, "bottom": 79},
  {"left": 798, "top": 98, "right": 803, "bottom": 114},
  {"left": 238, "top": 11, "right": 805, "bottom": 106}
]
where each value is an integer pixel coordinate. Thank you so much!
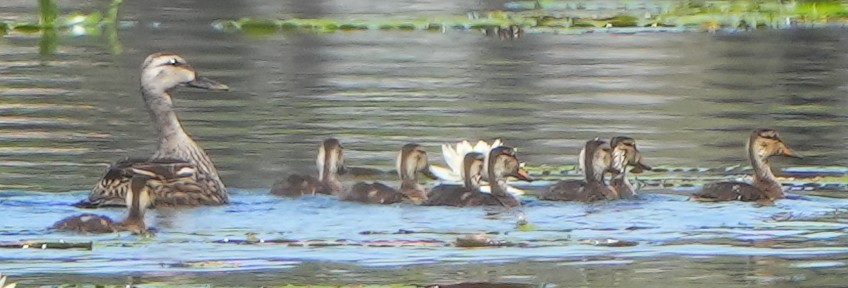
[
  {"left": 540, "top": 139, "right": 617, "bottom": 202},
  {"left": 341, "top": 143, "right": 436, "bottom": 204},
  {"left": 426, "top": 147, "right": 533, "bottom": 207},
  {"left": 608, "top": 136, "right": 652, "bottom": 198},
  {"left": 691, "top": 128, "right": 801, "bottom": 202},
  {"left": 270, "top": 138, "right": 346, "bottom": 196},
  {"left": 52, "top": 163, "right": 191, "bottom": 234},
  {"left": 424, "top": 152, "right": 498, "bottom": 206},
  {"left": 482, "top": 146, "right": 534, "bottom": 207}
]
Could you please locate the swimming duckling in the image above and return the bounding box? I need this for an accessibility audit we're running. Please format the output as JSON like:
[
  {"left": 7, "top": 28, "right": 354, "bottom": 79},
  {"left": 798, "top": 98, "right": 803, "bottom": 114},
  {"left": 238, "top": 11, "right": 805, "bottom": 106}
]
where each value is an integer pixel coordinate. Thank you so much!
[
  {"left": 540, "top": 139, "right": 617, "bottom": 202},
  {"left": 270, "top": 138, "right": 346, "bottom": 196},
  {"left": 425, "top": 152, "right": 495, "bottom": 206},
  {"left": 425, "top": 149, "right": 531, "bottom": 207},
  {"left": 76, "top": 53, "right": 230, "bottom": 208},
  {"left": 52, "top": 163, "right": 192, "bottom": 234},
  {"left": 429, "top": 139, "right": 526, "bottom": 196},
  {"left": 608, "top": 136, "right": 652, "bottom": 198},
  {"left": 482, "top": 146, "right": 534, "bottom": 207},
  {"left": 341, "top": 143, "right": 436, "bottom": 204},
  {"left": 691, "top": 128, "right": 800, "bottom": 202}
]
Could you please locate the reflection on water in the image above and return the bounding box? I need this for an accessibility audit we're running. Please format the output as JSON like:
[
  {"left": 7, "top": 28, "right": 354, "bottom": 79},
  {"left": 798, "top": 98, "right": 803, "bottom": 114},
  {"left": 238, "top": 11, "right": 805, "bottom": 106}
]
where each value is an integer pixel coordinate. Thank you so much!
[{"left": 2, "top": 0, "right": 848, "bottom": 286}]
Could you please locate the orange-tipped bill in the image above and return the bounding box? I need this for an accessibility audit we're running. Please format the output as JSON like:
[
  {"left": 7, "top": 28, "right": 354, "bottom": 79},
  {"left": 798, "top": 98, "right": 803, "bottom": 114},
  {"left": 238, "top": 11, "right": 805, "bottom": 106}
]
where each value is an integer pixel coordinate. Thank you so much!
[{"left": 513, "top": 166, "right": 533, "bottom": 182}]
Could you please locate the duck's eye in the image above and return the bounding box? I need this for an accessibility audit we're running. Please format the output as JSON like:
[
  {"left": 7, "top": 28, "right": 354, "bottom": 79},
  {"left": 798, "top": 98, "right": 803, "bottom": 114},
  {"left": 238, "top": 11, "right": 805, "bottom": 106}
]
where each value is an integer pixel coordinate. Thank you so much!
[{"left": 168, "top": 58, "right": 180, "bottom": 66}]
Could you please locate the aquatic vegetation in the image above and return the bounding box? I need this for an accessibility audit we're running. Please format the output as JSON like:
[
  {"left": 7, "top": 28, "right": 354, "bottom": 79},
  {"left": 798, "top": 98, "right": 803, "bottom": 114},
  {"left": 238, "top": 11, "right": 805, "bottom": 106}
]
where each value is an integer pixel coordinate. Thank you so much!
[
  {"left": 214, "top": 0, "right": 848, "bottom": 35},
  {"left": 1, "top": 0, "right": 124, "bottom": 54}
]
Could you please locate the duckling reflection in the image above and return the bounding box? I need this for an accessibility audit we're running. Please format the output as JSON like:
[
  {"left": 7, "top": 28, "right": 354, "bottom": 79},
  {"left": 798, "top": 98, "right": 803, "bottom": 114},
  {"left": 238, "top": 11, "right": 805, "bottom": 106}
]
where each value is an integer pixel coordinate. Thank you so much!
[
  {"left": 52, "top": 163, "right": 193, "bottom": 234},
  {"left": 692, "top": 128, "right": 801, "bottom": 202},
  {"left": 341, "top": 143, "right": 435, "bottom": 204},
  {"left": 540, "top": 139, "right": 617, "bottom": 202},
  {"left": 270, "top": 138, "right": 346, "bottom": 196},
  {"left": 77, "top": 53, "right": 230, "bottom": 208}
]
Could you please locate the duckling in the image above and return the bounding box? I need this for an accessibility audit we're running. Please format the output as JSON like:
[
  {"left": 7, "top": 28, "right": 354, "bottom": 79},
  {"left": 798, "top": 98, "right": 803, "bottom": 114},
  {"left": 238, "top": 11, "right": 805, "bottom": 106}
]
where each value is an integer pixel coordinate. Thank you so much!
[
  {"left": 540, "top": 139, "right": 618, "bottom": 202},
  {"left": 608, "top": 136, "right": 652, "bottom": 198},
  {"left": 52, "top": 163, "right": 192, "bottom": 234},
  {"left": 424, "top": 152, "right": 495, "bottom": 206},
  {"left": 482, "top": 146, "right": 534, "bottom": 207},
  {"left": 691, "top": 128, "right": 800, "bottom": 202},
  {"left": 429, "top": 139, "right": 526, "bottom": 196},
  {"left": 341, "top": 143, "right": 436, "bottom": 204},
  {"left": 75, "top": 53, "right": 230, "bottom": 208},
  {"left": 425, "top": 149, "right": 531, "bottom": 207},
  {"left": 270, "top": 138, "right": 346, "bottom": 196}
]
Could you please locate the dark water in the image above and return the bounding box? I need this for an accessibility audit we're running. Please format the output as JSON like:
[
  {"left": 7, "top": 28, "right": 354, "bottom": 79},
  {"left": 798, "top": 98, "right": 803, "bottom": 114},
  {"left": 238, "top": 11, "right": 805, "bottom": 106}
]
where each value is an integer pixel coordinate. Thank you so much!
[{"left": 2, "top": 0, "right": 848, "bottom": 286}]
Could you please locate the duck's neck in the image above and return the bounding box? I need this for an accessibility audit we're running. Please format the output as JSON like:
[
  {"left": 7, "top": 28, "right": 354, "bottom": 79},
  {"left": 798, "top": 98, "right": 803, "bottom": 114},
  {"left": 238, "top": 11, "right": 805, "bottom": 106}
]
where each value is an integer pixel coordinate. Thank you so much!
[
  {"left": 142, "top": 87, "right": 226, "bottom": 196},
  {"left": 122, "top": 177, "right": 148, "bottom": 233},
  {"left": 749, "top": 148, "right": 783, "bottom": 199},
  {"left": 123, "top": 205, "right": 146, "bottom": 231},
  {"left": 584, "top": 152, "right": 606, "bottom": 184},
  {"left": 463, "top": 173, "right": 482, "bottom": 190},
  {"left": 142, "top": 87, "right": 188, "bottom": 144},
  {"left": 486, "top": 167, "right": 510, "bottom": 197}
]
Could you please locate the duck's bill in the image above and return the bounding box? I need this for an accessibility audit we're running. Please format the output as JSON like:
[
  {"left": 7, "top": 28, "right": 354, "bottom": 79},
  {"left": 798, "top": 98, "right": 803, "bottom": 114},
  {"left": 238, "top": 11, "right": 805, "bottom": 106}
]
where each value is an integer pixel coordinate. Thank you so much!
[
  {"left": 513, "top": 167, "right": 534, "bottom": 182},
  {"left": 630, "top": 161, "right": 652, "bottom": 174},
  {"left": 421, "top": 166, "right": 439, "bottom": 180},
  {"left": 781, "top": 145, "right": 802, "bottom": 158},
  {"left": 187, "top": 76, "right": 229, "bottom": 91},
  {"left": 337, "top": 165, "right": 348, "bottom": 175}
]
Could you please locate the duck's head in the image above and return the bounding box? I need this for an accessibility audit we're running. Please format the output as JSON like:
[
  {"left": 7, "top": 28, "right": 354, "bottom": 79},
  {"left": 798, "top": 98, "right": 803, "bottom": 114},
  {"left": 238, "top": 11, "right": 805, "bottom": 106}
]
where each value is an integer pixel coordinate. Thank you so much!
[
  {"left": 610, "top": 136, "right": 652, "bottom": 174},
  {"left": 396, "top": 143, "right": 437, "bottom": 181},
  {"left": 583, "top": 139, "right": 613, "bottom": 182},
  {"left": 317, "top": 138, "right": 346, "bottom": 181},
  {"left": 747, "top": 128, "right": 801, "bottom": 159},
  {"left": 461, "top": 152, "right": 486, "bottom": 189},
  {"left": 487, "top": 146, "right": 533, "bottom": 182},
  {"left": 141, "top": 53, "right": 229, "bottom": 92},
  {"left": 122, "top": 166, "right": 168, "bottom": 235}
]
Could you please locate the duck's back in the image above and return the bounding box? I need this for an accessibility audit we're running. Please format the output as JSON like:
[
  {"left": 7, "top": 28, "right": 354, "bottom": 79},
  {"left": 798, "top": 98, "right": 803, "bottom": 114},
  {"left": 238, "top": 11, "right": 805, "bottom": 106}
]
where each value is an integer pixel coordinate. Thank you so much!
[
  {"left": 424, "top": 185, "right": 494, "bottom": 207},
  {"left": 51, "top": 213, "right": 116, "bottom": 233},
  {"left": 342, "top": 182, "right": 405, "bottom": 204},
  {"left": 82, "top": 155, "right": 226, "bottom": 207},
  {"left": 691, "top": 182, "right": 769, "bottom": 202},
  {"left": 611, "top": 178, "right": 637, "bottom": 199},
  {"left": 422, "top": 184, "right": 465, "bottom": 206},
  {"left": 270, "top": 174, "right": 320, "bottom": 196},
  {"left": 540, "top": 180, "right": 615, "bottom": 202}
]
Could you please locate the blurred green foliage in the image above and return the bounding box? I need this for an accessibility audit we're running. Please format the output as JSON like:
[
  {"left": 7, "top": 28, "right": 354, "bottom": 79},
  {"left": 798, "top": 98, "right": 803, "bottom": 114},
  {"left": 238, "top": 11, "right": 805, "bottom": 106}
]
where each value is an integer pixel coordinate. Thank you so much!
[{"left": 213, "top": 0, "right": 848, "bottom": 35}]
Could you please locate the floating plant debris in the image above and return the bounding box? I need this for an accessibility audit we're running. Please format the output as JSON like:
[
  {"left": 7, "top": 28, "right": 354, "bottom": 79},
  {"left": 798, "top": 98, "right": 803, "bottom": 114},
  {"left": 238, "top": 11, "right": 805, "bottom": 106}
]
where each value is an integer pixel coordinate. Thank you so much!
[
  {"left": 0, "top": 240, "right": 93, "bottom": 250},
  {"left": 213, "top": 1, "right": 848, "bottom": 35}
]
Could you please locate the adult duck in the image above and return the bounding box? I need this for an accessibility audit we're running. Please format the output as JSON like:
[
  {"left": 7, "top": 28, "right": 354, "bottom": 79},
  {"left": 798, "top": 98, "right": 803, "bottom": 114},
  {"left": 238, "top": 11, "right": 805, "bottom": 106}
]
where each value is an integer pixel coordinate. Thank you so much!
[
  {"left": 76, "top": 53, "right": 229, "bottom": 208},
  {"left": 540, "top": 139, "right": 617, "bottom": 202},
  {"left": 53, "top": 163, "right": 193, "bottom": 234},
  {"left": 341, "top": 143, "right": 435, "bottom": 204},
  {"left": 691, "top": 128, "right": 800, "bottom": 201},
  {"left": 270, "top": 138, "right": 346, "bottom": 196}
]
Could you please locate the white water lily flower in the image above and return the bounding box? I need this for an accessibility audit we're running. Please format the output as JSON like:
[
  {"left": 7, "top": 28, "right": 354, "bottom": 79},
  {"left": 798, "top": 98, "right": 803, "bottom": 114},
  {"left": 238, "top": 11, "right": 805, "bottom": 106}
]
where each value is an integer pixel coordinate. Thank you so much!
[{"left": 429, "top": 139, "right": 525, "bottom": 196}]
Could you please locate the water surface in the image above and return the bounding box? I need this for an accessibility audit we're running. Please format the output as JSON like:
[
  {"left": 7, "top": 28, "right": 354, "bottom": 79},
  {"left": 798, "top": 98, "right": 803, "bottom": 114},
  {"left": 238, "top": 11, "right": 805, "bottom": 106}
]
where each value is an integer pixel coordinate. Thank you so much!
[{"left": 2, "top": 0, "right": 848, "bottom": 286}]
